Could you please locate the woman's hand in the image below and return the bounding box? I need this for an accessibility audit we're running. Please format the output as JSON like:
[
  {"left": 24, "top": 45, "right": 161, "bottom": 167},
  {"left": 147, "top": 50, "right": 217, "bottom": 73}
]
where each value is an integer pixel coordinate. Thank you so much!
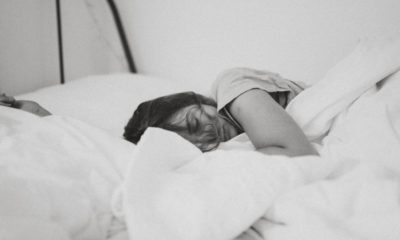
[
  {"left": 229, "top": 89, "right": 317, "bottom": 157},
  {"left": 0, "top": 93, "right": 51, "bottom": 117},
  {"left": 12, "top": 100, "right": 51, "bottom": 117},
  {"left": 0, "top": 93, "right": 16, "bottom": 107}
]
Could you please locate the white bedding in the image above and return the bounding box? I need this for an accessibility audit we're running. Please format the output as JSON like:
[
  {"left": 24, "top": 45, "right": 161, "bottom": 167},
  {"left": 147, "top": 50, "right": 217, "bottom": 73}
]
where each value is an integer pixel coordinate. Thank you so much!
[
  {"left": 122, "top": 34, "right": 400, "bottom": 240},
  {"left": 0, "top": 107, "right": 136, "bottom": 240},
  {"left": 17, "top": 74, "right": 192, "bottom": 137},
  {"left": 1, "top": 34, "right": 400, "bottom": 240}
]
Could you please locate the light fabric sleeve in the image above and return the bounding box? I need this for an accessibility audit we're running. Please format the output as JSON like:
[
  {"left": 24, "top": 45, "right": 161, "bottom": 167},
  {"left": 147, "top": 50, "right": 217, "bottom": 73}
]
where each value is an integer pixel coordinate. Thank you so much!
[{"left": 210, "top": 67, "right": 306, "bottom": 111}]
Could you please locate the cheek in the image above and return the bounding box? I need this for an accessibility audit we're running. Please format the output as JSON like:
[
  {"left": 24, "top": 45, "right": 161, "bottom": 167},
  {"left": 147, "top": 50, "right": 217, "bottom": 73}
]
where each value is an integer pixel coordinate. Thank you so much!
[{"left": 202, "top": 105, "right": 218, "bottom": 117}]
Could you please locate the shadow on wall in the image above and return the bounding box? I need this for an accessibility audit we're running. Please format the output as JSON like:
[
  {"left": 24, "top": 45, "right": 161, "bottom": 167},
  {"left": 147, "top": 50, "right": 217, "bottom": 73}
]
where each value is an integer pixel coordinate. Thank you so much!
[
  {"left": 0, "top": 0, "right": 127, "bottom": 95},
  {"left": 1, "top": 0, "right": 400, "bottom": 95},
  {"left": 120, "top": 0, "right": 400, "bottom": 93}
]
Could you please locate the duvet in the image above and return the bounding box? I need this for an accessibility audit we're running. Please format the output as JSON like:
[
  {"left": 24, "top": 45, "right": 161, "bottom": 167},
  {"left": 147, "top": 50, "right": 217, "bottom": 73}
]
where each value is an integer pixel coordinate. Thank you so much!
[
  {"left": 1, "top": 34, "right": 400, "bottom": 240},
  {"left": 124, "top": 34, "right": 400, "bottom": 240},
  {"left": 0, "top": 108, "right": 135, "bottom": 240}
]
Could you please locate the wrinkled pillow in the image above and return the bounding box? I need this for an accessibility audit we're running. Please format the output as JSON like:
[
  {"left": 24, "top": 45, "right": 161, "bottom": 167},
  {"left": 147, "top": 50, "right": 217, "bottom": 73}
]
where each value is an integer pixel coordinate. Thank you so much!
[{"left": 17, "top": 74, "right": 192, "bottom": 136}]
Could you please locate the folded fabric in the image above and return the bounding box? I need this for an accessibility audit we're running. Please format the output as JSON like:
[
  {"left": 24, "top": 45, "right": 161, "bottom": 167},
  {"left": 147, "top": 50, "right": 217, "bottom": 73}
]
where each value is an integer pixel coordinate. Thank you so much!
[
  {"left": 123, "top": 128, "right": 336, "bottom": 240},
  {"left": 0, "top": 107, "right": 136, "bottom": 240},
  {"left": 286, "top": 33, "right": 400, "bottom": 141},
  {"left": 122, "top": 33, "right": 400, "bottom": 240}
]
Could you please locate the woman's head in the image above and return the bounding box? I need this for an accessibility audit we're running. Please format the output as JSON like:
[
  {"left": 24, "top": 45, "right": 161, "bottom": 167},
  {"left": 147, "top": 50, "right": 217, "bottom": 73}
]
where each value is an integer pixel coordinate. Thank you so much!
[{"left": 123, "top": 91, "right": 239, "bottom": 151}]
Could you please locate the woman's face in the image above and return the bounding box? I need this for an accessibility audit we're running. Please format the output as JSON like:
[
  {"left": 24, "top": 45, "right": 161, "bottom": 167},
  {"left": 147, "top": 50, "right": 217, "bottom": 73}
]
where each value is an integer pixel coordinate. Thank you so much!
[{"left": 167, "top": 104, "right": 239, "bottom": 151}]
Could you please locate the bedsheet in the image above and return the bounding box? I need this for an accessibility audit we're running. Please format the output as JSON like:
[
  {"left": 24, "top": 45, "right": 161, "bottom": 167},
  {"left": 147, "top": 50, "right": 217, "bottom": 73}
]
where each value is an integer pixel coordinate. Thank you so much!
[
  {"left": 1, "top": 33, "right": 399, "bottom": 240},
  {"left": 0, "top": 107, "right": 136, "bottom": 240},
  {"left": 17, "top": 74, "right": 191, "bottom": 137},
  {"left": 121, "top": 34, "right": 400, "bottom": 240}
]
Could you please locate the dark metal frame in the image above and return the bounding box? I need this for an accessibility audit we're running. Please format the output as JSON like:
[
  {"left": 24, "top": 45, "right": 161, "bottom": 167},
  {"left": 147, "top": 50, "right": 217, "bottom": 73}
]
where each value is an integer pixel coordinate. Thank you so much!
[
  {"left": 106, "top": 0, "right": 136, "bottom": 73},
  {"left": 56, "top": 0, "right": 65, "bottom": 84},
  {"left": 55, "top": 0, "right": 136, "bottom": 84}
]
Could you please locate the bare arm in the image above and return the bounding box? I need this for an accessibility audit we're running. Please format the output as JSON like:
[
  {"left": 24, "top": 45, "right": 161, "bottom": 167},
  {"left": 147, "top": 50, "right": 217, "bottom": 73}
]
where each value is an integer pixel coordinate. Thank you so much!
[
  {"left": 0, "top": 94, "right": 51, "bottom": 117},
  {"left": 229, "top": 89, "right": 317, "bottom": 157}
]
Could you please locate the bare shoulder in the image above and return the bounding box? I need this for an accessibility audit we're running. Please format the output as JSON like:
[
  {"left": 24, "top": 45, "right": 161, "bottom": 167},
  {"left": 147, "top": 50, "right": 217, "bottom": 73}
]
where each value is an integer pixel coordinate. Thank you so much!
[{"left": 229, "top": 89, "right": 317, "bottom": 156}]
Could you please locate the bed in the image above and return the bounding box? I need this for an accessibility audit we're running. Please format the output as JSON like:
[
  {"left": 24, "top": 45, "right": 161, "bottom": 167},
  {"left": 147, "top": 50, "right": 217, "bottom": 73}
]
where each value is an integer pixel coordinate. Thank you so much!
[
  {"left": 1, "top": 73, "right": 193, "bottom": 240},
  {"left": 1, "top": 31, "right": 400, "bottom": 240}
]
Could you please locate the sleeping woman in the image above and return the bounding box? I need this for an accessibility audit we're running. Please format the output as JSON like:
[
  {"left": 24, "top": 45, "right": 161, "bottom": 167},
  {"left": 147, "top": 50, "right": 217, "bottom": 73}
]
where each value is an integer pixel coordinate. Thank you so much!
[
  {"left": 1, "top": 67, "right": 317, "bottom": 157},
  {"left": 124, "top": 67, "right": 317, "bottom": 157}
]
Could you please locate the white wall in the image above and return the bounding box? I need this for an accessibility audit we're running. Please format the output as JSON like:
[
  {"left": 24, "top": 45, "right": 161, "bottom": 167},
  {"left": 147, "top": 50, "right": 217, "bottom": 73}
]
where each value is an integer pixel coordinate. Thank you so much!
[
  {"left": 0, "top": 1, "right": 57, "bottom": 95},
  {"left": 2, "top": 0, "right": 400, "bottom": 95},
  {"left": 121, "top": 0, "right": 400, "bottom": 93},
  {"left": 0, "top": 0, "right": 127, "bottom": 95}
]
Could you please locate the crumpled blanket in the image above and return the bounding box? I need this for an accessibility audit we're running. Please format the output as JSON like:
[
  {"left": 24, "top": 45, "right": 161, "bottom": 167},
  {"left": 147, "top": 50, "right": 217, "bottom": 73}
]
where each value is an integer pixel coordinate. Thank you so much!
[
  {"left": 121, "top": 33, "right": 400, "bottom": 240},
  {"left": 0, "top": 108, "right": 135, "bottom": 240}
]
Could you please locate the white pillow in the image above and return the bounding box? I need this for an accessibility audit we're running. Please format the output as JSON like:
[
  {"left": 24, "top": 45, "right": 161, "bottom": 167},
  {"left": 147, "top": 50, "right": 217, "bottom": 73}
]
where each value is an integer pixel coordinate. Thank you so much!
[{"left": 17, "top": 74, "right": 192, "bottom": 137}]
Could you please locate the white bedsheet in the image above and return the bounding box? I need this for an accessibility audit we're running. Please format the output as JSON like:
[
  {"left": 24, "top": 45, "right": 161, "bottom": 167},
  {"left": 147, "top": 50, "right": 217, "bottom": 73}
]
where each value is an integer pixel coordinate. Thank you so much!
[
  {"left": 17, "top": 74, "right": 192, "bottom": 137},
  {"left": 122, "top": 34, "right": 400, "bottom": 240},
  {"left": 0, "top": 107, "right": 136, "bottom": 240},
  {"left": 255, "top": 70, "right": 400, "bottom": 240},
  {"left": 1, "top": 34, "right": 400, "bottom": 240}
]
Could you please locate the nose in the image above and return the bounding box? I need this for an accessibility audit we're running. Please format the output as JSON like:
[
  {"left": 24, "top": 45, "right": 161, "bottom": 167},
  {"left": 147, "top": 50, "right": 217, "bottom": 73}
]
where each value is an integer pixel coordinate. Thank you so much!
[{"left": 196, "top": 141, "right": 219, "bottom": 152}]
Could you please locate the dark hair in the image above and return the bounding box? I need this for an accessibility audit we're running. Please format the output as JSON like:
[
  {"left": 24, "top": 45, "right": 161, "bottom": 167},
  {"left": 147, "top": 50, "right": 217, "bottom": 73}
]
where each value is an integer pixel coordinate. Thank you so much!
[{"left": 123, "top": 91, "right": 217, "bottom": 144}]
